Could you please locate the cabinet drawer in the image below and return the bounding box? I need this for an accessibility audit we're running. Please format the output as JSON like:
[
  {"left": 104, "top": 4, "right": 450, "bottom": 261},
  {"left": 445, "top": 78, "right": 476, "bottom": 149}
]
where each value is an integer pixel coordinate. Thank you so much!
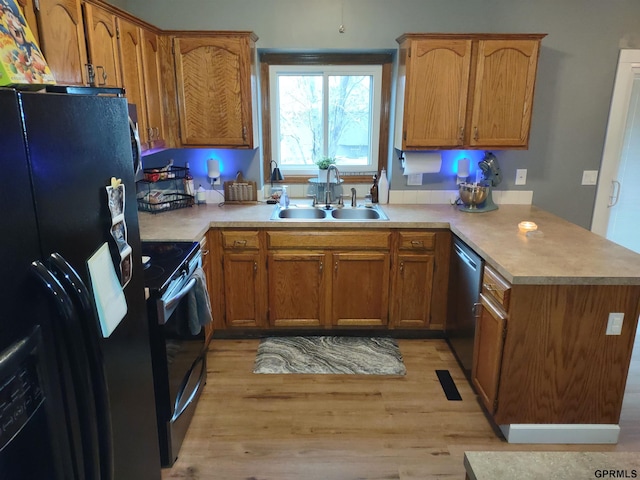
[
  {"left": 267, "top": 231, "right": 391, "bottom": 250},
  {"left": 398, "top": 232, "right": 436, "bottom": 251},
  {"left": 221, "top": 231, "right": 260, "bottom": 249},
  {"left": 482, "top": 265, "right": 511, "bottom": 310}
]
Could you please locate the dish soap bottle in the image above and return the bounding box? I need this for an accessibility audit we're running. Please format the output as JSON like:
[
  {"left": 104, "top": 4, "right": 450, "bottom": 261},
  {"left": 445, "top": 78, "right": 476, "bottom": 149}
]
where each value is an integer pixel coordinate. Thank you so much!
[
  {"left": 279, "top": 185, "right": 290, "bottom": 208},
  {"left": 370, "top": 174, "right": 379, "bottom": 203},
  {"left": 378, "top": 168, "right": 389, "bottom": 204}
]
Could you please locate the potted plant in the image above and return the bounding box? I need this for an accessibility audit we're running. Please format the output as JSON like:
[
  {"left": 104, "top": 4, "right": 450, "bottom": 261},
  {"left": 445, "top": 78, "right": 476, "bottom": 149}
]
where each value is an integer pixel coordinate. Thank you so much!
[{"left": 316, "top": 157, "right": 336, "bottom": 182}]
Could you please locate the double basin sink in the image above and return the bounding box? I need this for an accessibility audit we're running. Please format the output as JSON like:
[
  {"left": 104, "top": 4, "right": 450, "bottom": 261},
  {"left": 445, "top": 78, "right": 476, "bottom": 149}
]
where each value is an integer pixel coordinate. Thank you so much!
[{"left": 270, "top": 203, "right": 389, "bottom": 221}]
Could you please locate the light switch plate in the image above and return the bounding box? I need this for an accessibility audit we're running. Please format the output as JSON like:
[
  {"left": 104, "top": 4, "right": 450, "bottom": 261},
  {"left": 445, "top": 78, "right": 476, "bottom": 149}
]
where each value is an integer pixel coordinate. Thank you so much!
[
  {"left": 407, "top": 173, "right": 422, "bottom": 186},
  {"left": 515, "top": 169, "right": 527, "bottom": 185},
  {"left": 606, "top": 312, "right": 624, "bottom": 335},
  {"left": 582, "top": 170, "right": 598, "bottom": 185}
]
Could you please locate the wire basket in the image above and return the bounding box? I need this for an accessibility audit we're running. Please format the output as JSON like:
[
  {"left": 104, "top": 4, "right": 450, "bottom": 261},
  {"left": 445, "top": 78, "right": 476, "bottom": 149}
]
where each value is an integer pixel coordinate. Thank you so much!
[{"left": 137, "top": 192, "right": 194, "bottom": 213}]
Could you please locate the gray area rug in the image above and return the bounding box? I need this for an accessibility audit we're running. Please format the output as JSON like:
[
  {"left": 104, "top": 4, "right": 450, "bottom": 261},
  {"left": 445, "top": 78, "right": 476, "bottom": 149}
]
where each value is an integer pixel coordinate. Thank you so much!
[{"left": 253, "top": 336, "right": 406, "bottom": 375}]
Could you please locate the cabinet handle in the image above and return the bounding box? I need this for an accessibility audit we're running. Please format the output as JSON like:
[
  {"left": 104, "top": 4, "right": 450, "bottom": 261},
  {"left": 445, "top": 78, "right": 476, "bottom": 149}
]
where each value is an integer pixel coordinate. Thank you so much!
[
  {"left": 253, "top": 262, "right": 258, "bottom": 273},
  {"left": 148, "top": 127, "right": 155, "bottom": 141},
  {"left": 319, "top": 261, "right": 323, "bottom": 273},
  {"left": 474, "top": 126, "right": 479, "bottom": 141},
  {"left": 410, "top": 240, "right": 424, "bottom": 248},
  {"left": 95, "top": 65, "right": 107, "bottom": 86},
  {"left": 202, "top": 249, "right": 210, "bottom": 257},
  {"left": 233, "top": 240, "right": 247, "bottom": 247},
  {"left": 483, "top": 282, "right": 494, "bottom": 291},
  {"left": 85, "top": 63, "right": 95, "bottom": 86},
  {"left": 400, "top": 262, "right": 404, "bottom": 274},
  {"left": 154, "top": 127, "right": 160, "bottom": 139},
  {"left": 458, "top": 126, "right": 464, "bottom": 143},
  {"left": 334, "top": 261, "right": 338, "bottom": 272},
  {"left": 242, "top": 126, "right": 247, "bottom": 141},
  {"left": 473, "top": 302, "right": 482, "bottom": 318}
]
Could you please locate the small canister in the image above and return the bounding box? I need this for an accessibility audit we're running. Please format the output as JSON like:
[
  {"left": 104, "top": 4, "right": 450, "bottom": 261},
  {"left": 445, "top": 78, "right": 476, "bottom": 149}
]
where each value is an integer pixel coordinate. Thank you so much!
[{"left": 196, "top": 185, "right": 206, "bottom": 204}]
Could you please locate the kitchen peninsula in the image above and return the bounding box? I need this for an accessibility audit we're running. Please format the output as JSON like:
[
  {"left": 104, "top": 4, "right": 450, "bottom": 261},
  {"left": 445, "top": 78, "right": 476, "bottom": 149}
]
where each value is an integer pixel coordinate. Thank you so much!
[{"left": 139, "top": 202, "right": 640, "bottom": 444}]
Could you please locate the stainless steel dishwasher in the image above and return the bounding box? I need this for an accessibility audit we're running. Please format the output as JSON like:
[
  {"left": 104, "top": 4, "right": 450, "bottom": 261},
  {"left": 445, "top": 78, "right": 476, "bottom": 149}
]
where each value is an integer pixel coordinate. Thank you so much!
[{"left": 447, "top": 236, "right": 483, "bottom": 379}]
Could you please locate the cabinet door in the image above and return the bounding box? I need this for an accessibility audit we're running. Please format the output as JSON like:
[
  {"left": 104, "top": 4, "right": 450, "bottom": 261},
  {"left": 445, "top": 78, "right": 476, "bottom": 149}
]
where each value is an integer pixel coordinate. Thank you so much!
[
  {"left": 331, "top": 252, "right": 390, "bottom": 326},
  {"left": 200, "top": 236, "right": 214, "bottom": 345},
  {"left": 36, "top": 0, "right": 88, "bottom": 85},
  {"left": 141, "top": 29, "right": 166, "bottom": 149},
  {"left": 223, "top": 252, "right": 264, "bottom": 328},
  {"left": 174, "top": 35, "right": 253, "bottom": 147},
  {"left": 83, "top": 2, "right": 121, "bottom": 87},
  {"left": 472, "top": 293, "right": 507, "bottom": 414},
  {"left": 117, "top": 18, "right": 148, "bottom": 149},
  {"left": 403, "top": 39, "right": 472, "bottom": 148},
  {"left": 469, "top": 39, "right": 541, "bottom": 148},
  {"left": 391, "top": 253, "right": 434, "bottom": 328},
  {"left": 267, "top": 252, "right": 326, "bottom": 327}
]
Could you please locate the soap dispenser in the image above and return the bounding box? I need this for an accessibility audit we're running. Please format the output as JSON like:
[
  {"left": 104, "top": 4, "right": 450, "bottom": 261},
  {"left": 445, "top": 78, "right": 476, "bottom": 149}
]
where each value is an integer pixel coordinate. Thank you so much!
[
  {"left": 370, "top": 174, "right": 379, "bottom": 203},
  {"left": 279, "top": 185, "right": 290, "bottom": 208}
]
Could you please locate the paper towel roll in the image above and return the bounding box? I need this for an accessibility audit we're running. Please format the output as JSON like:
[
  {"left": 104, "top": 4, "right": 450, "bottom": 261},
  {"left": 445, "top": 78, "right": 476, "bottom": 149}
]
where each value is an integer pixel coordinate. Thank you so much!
[{"left": 402, "top": 152, "right": 442, "bottom": 175}]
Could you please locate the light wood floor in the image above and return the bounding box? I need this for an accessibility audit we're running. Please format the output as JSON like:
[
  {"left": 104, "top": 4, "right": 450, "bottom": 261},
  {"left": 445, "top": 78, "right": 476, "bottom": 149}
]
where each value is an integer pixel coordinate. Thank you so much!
[{"left": 162, "top": 333, "right": 640, "bottom": 479}]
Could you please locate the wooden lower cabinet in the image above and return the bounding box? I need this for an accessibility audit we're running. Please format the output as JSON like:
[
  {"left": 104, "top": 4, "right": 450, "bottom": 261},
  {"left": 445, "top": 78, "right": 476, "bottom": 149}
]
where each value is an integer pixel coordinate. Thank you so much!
[
  {"left": 391, "top": 253, "right": 435, "bottom": 328},
  {"left": 213, "top": 228, "right": 449, "bottom": 331},
  {"left": 223, "top": 251, "right": 265, "bottom": 328},
  {"left": 267, "top": 252, "right": 326, "bottom": 327},
  {"left": 200, "top": 235, "right": 214, "bottom": 345},
  {"left": 471, "top": 293, "right": 507, "bottom": 414},
  {"left": 331, "top": 252, "right": 390, "bottom": 326}
]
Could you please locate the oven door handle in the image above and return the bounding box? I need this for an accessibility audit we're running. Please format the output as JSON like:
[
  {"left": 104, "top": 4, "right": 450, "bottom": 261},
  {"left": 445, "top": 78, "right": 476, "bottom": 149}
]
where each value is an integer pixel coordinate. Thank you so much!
[
  {"left": 172, "top": 354, "right": 206, "bottom": 422},
  {"left": 159, "top": 277, "right": 197, "bottom": 325}
]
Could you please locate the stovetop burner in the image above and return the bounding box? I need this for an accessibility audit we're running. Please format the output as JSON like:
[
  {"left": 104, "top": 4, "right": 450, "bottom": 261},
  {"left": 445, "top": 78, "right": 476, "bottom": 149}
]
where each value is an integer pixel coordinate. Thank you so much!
[{"left": 141, "top": 241, "right": 200, "bottom": 292}]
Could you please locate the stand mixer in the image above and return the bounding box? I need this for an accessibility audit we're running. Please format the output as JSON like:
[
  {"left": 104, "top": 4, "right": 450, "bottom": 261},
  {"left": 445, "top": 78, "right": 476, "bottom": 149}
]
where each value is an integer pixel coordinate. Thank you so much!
[{"left": 457, "top": 152, "right": 502, "bottom": 212}]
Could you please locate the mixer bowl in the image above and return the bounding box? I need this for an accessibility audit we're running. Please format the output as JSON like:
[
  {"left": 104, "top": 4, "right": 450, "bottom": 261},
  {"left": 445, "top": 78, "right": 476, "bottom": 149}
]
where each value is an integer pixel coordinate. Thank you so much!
[{"left": 459, "top": 183, "right": 489, "bottom": 208}]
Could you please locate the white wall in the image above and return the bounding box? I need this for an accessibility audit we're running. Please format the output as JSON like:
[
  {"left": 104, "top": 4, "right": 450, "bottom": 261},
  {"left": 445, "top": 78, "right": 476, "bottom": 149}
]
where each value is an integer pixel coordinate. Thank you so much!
[{"left": 113, "top": 0, "right": 640, "bottom": 228}]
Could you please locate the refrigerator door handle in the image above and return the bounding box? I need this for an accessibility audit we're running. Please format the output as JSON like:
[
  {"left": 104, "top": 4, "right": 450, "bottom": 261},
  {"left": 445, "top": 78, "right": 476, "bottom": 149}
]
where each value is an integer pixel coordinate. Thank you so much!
[
  {"left": 47, "top": 253, "right": 114, "bottom": 480},
  {"left": 31, "top": 260, "right": 102, "bottom": 480}
]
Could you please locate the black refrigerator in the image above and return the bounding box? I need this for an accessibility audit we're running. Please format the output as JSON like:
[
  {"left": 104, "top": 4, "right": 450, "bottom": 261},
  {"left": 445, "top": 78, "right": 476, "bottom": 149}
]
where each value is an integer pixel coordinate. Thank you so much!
[{"left": 0, "top": 88, "right": 161, "bottom": 480}]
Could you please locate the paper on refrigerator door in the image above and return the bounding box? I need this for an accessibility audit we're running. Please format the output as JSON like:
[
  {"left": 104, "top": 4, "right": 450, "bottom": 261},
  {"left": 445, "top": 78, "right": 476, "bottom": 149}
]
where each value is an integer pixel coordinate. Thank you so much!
[{"left": 87, "top": 242, "right": 127, "bottom": 337}]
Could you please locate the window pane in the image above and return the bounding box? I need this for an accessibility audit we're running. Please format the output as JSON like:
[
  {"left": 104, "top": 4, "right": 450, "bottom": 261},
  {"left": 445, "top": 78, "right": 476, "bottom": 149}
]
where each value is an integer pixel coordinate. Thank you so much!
[
  {"left": 277, "top": 75, "right": 323, "bottom": 166},
  {"left": 328, "top": 75, "right": 372, "bottom": 166}
]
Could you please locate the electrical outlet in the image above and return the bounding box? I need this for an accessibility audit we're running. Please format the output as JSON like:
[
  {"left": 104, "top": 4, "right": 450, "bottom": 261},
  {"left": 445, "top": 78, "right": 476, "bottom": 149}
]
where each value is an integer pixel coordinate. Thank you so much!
[
  {"left": 213, "top": 177, "right": 221, "bottom": 185},
  {"left": 407, "top": 173, "right": 422, "bottom": 186},
  {"left": 582, "top": 170, "right": 598, "bottom": 185},
  {"left": 606, "top": 312, "right": 624, "bottom": 335},
  {"left": 515, "top": 169, "right": 527, "bottom": 185}
]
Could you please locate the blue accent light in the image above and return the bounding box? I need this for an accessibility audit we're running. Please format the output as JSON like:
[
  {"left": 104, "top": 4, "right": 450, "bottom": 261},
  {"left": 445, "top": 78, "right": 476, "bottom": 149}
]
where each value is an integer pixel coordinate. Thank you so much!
[{"left": 441, "top": 150, "right": 486, "bottom": 179}]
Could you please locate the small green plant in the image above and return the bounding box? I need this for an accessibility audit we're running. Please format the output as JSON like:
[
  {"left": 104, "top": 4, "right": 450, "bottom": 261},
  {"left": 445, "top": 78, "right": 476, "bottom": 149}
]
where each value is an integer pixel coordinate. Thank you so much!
[{"left": 315, "top": 157, "right": 336, "bottom": 169}]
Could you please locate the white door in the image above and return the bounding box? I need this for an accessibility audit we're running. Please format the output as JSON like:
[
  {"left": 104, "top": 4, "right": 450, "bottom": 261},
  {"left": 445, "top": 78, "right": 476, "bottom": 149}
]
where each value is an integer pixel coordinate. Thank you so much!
[{"left": 592, "top": 50, "right": 640, "bottom": 254}]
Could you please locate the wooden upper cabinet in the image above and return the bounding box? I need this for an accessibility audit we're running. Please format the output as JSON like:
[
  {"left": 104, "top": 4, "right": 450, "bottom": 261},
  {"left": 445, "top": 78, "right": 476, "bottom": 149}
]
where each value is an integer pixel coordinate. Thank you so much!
[
  {"left": 117, "top": 18, "right": 148, "bottom": 148},
  {"left": 403, "top": 39, "right": 472, "bottom": 148},
  {"left": 141, "top": 29, "right": 166, "bottom": 149},
  {"left": 83, "top": 2, "right": 121, "bottom": 87},
  {"left": 36, "top": 0, "right": 88, "bottom": 85},
  {"left": 396, "top": 33, "right": 545, "bottom": 150},
  {"left": 173, "top": 33, "right": 257, "bottom": 147},
  {"left": 469, "top": 39, "right": 541, "bottom": 148}
]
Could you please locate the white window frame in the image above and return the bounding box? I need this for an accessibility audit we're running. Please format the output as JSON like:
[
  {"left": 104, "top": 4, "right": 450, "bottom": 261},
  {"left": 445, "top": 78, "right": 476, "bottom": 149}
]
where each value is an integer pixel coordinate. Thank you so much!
[{"left": 269, "top": 64, "right": 383, "bottom": 176}]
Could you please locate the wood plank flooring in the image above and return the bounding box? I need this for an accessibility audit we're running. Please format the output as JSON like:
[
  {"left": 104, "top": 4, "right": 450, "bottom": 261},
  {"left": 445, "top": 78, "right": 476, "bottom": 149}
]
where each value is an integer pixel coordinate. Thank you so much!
[{"left": 162, "top": 335, "right": 640, "bottom": 480}]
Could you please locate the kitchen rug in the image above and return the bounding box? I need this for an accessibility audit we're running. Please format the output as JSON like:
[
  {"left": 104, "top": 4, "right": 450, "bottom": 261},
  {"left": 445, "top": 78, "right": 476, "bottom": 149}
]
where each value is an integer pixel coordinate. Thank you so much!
[{"left": 253, "top": 336, "right": 406, "bottom": 375}]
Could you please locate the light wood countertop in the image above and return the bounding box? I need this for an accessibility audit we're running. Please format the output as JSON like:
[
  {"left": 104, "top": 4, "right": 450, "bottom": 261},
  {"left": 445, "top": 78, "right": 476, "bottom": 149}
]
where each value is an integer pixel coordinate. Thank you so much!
[{"left": 138, "top": 202, "right": 640, "bottom": 286}]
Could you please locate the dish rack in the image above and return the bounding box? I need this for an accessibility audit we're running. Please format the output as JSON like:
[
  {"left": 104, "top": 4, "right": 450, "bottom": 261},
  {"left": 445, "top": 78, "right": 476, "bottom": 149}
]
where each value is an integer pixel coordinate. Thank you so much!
[
  {"left": 223, "top": 172, "right": 257, "bottom": 203},
  {"left": 137, "top": 166, "right": 195, "bottom": 213}
]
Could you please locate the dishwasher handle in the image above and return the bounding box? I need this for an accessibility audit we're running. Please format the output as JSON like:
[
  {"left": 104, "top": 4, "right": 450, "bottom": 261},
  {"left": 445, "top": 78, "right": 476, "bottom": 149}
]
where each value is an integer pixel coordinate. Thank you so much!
[{"left": 454, "top": 242, "right": 479, "bottom": 271}]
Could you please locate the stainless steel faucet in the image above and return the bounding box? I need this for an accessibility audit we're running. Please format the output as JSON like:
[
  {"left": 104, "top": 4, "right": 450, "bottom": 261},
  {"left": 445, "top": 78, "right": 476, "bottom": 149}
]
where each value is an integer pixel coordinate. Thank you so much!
[
  {"left": 325, "top": 164, "right": 341, "bottom": 209},
  {"left": 350, "top": 188, "right": 357, "bottom": 207}
]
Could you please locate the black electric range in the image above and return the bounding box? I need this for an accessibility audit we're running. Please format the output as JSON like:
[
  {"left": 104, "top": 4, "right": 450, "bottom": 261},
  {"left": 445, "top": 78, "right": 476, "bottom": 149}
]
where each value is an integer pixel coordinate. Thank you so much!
[{"left": 139, "top": 240, "right": 206, "bottom": 467}]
